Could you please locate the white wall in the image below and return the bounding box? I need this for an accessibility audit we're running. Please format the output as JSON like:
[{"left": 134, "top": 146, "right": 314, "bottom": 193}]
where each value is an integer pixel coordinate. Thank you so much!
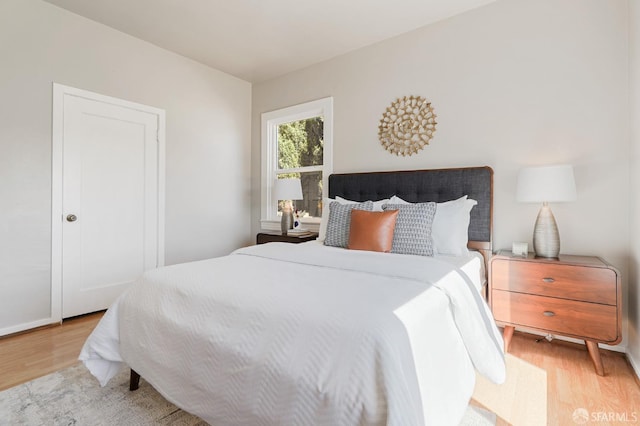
[
  {"left": 252, "top": 0, "right": 631, "bottom": 349},
  {"left": 628, "top": 0, "right": 640, "bottom": 375},
  {"left": 0, "top": 0, "right": 251, "bottom": 333}
]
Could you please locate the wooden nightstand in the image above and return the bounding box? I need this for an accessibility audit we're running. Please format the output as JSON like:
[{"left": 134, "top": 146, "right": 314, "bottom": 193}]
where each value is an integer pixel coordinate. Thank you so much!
[
  {"left": 256, "top": 232, "right": 318, "bottom": 245},
  {"left": 489, "top": 250, "right": 621, "bottom": 376}
]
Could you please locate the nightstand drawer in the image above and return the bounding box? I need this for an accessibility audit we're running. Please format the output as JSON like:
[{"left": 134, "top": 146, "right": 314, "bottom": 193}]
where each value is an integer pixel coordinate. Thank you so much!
[
  {"left": 492, "top": 290, "right": 618, "bottom": 342},
  {"left": 491, "top": 259, "right": 617, "bottom": 305}
]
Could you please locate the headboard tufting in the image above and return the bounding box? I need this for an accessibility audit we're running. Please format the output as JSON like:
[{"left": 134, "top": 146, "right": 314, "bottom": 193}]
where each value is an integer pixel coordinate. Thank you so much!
[{"left": 328, "top": 166, "right": 493, "bottom": 250}]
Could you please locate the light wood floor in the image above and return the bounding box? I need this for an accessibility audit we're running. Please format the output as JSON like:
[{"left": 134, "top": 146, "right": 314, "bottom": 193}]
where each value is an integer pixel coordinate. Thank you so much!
[
  {"left": 1, "top": 313, "right": 639, "bottom": 425},
  {"left": 0, "top": 313, "right": 102, "bottom": 391},
  {"left": 508, "top": 332, "right": 640, "bottom": 425}
]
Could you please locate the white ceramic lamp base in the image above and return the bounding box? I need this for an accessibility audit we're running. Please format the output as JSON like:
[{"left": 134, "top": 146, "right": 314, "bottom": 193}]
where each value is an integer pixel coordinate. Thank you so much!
[{"left": 533, "top": 203, "right": 560, "bottom": 258}]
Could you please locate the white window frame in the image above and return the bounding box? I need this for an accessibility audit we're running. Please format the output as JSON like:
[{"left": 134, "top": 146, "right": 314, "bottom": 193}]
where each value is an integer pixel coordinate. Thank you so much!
[{"left": 261, "top": 97, "right": 333, "bottom": 231}]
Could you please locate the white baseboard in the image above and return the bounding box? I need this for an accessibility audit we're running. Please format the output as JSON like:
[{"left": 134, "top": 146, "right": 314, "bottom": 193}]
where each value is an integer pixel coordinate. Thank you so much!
[
  {"left": 627, "top": 352, "right": 640, "bottom": 381},
  {"left": 0, "top": 317, "right": 59, "bottom": 337}
]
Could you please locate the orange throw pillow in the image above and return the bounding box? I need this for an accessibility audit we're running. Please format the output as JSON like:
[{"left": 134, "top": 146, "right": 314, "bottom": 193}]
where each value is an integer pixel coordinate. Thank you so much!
[{"left": 348, "top": 209, "right": 399, "bottom": 253}]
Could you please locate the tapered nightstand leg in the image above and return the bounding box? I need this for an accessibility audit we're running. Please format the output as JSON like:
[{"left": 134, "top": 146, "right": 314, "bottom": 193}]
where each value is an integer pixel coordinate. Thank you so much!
[
  {"left": 130, "top": 369, "right": 141, "bottom": 391},
  {"left": 585, "top": 340, "right": 605, "bottom": 376},
  {"left": 503, "top": 326, "right": 515, "bottom": 352}
]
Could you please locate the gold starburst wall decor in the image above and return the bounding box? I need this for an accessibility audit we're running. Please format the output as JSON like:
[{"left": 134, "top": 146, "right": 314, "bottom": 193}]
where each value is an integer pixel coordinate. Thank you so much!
[{"left": 378, "top": 95, "right": 437, "bottom": 156}]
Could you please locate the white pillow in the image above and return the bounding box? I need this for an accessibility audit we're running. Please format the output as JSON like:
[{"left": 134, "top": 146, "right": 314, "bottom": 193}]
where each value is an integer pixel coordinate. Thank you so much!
[
  {"left": 335, "top": 196, "right": 388, "bottom": 212},
  {"left": 318, "top": 196, "right": 390, "bottom": 242},
  {"left": 388, "top": 195, "right": 410, "bottom": 205},
  {"left": 389, "top": 195, "right": 476, "bottom": 255},
  {"left": 433, "top": 197, "right": 477, "bottom": 256}
]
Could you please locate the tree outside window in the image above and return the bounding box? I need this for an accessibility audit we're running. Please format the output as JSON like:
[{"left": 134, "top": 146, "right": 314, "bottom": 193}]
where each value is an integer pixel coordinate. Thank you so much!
[{"left": 276, "top": 117, "right": 323, "bottom": 218}]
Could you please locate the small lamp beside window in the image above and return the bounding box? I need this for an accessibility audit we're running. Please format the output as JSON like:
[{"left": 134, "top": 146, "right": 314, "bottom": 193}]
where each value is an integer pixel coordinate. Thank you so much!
[
  {"left": 516, "top": 164, "right": 577, "bottom": 258},
  {"left": 274, "top": 178, "right": 303, "bottom": 235}
]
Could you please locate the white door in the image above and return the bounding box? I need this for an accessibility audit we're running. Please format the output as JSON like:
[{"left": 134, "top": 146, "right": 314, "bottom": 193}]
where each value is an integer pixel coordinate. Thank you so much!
[{"left": 52, "top": 85, "right": 164, "bottom": 319}]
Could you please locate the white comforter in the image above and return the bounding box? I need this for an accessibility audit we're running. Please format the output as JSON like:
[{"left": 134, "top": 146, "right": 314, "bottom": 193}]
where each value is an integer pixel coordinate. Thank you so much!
[{"left": 80, "top": 242, "right": 505, "bottom": 426}]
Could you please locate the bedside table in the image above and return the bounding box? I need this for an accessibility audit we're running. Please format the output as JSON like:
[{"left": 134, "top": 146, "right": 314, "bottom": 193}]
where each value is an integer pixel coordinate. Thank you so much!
[
  {"left": 489, "top": 250, "right": 621, "bottom": 376},
  {"left": 256, "top": 232, "right": 318, "bottom": 245}
]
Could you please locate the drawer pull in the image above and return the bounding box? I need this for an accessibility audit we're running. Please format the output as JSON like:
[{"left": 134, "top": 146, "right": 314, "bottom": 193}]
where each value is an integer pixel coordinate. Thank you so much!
[
  {"left": 542, "top": 277, "right": 555, "bottom": 283},
  {"left": 543, "top": 311, "right": 556, "bottom": 317}
]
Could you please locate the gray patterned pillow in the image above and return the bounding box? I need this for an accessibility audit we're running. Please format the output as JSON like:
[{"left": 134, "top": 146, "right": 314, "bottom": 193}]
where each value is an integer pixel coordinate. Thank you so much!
[
  {"left": 324, "top": 201, "right": 374, "bottom": 248},
  {"left": 382, "top": 202, "right": 437, "bottom": 256}
]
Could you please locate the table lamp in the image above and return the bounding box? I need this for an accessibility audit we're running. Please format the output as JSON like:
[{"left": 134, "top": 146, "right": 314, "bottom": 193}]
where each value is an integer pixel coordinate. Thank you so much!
[
  {"left": 516, "top": 165, "right": 577, "bottom": 258},
  {"left": 274, "top": 178, "right": 303, "bottom": 235}
]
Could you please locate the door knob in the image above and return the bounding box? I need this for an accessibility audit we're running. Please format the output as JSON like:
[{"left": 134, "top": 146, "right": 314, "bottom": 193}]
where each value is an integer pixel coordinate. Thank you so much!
[{"left": 66, "top": 214, "right": 77, "bottom": 222}]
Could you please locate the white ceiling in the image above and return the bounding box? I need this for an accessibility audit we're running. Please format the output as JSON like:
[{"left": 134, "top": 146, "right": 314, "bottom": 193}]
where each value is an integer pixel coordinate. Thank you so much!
[{"left": 43, "top": 0, "right": 495, "bottom": 83}]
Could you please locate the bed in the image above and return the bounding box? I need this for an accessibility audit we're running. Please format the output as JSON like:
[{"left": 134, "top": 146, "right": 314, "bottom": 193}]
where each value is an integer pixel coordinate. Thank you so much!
[{"left": 79, "top": 166, "right": 505, "bottom": 426}]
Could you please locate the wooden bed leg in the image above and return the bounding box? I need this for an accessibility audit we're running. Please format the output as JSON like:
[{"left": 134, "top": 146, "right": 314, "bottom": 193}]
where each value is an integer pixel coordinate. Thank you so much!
[
  {"left": 130, "top": 369, "right": 141, "bottom": 391},
  {"left": 503, "top": 326, "right": 515, "bottom": 353},
  {"left": 585, "top": 340, "right": 605, "bottom": 376}
]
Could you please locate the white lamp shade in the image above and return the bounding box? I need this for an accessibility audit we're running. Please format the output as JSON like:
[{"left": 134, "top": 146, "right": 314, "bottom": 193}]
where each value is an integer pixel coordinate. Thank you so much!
[
  {"left": 274, "top": 178, "right": 303, "bottom": 200},
  {"left": 516, "top": 165, "right": 577, "bottom": 203}
]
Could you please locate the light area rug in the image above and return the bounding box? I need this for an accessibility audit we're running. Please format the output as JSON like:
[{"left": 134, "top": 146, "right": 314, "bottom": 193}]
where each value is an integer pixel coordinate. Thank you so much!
[
  {"left": 0, "top": 363, "right": 498, "bottom": 426},
  {"left": 472, "top": 353, "right": 548, "bottom": 426}
]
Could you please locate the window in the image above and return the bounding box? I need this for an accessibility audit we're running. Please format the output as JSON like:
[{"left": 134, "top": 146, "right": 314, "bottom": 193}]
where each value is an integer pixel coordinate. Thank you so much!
[{"left": 261, "top": 97, "right": 333, "bottom": 230}]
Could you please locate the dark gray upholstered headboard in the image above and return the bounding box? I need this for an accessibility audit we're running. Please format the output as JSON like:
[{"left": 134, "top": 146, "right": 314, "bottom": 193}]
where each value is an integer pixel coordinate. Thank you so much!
[{"left": 328, "top": 166, "right": 493, "bottom": 251}]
